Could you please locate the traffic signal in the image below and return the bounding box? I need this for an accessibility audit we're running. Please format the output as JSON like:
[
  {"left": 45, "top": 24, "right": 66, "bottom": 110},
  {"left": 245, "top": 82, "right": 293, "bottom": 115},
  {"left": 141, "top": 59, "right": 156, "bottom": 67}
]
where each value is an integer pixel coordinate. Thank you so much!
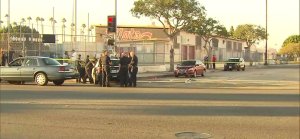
[{"left": 107, "top": 16, "right": 116, "bottom": 33}]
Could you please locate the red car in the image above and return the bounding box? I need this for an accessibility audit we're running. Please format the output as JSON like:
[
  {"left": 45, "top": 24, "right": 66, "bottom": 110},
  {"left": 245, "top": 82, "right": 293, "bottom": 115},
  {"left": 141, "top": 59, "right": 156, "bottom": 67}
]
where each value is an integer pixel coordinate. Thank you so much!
[{"left": 174, "top": 60, "right": 206, "bottom": 78}]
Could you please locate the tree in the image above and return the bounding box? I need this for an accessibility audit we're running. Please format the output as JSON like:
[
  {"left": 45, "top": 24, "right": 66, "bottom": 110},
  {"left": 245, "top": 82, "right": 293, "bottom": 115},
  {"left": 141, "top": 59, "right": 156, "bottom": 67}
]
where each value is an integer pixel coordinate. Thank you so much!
[
  {"left": 279, "top": 43, "right": 300, "bottom": 61},
  {"left": 233, "top": 24, "right": 266, "bottom": 61},
  {"left": 36, "top": 17, "right": 40, "bottom": 33},
  {"left": 185, "top": 17, "right": 228, "bottom": 64},
  {"left": 131, "top": 0, "right": 206, "bottom": 71},
  {"left": 27, "top": 16, "right": 32, "bottom": 27},
  {"left": 40, "top": 18, "right": 44, "bottom": 34},
  {"left": 62, "top": 18, "right": 67, "bottom": 42},
  {"left": 49, "top": 17, "right": 56, "bottom": 34},
  {"left": 282, "top": 35, "right": 300, "bottom": 47},
  {"left": 229, "top": 26, "right": 234, "bottom": 37}
]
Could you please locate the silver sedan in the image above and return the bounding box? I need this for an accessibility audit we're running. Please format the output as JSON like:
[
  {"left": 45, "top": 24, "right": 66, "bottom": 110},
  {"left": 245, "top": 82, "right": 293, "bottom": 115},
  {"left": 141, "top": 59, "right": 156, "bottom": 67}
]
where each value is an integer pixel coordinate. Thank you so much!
[{"left": 0, "top": 56, "right": 78, "bottom": 86}]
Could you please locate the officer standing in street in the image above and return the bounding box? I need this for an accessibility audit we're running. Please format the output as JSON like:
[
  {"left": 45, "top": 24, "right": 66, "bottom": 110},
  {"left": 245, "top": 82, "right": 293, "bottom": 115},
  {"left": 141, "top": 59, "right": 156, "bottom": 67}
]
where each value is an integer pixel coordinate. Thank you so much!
[
  {"left": 75, "top": 54, "right": 85, "bottom": 83},
  {"left": 128, "top": 51, "right": 138, "bottom": 87},
  {"left": 100, "top": 50, "right": 111, "bottom": 87},
  {"left": 119, "top": 52, "right": 129, "bottom": 87},
  {"left": 84, "top": 58, "right": 95, "bottom": 84}
]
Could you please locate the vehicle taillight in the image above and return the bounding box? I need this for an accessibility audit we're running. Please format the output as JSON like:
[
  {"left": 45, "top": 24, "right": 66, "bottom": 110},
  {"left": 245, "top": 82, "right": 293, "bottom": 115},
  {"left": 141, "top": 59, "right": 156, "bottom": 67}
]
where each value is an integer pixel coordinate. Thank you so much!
[{"left": 59, "top": 66, "right": 65, "bottom": 72}]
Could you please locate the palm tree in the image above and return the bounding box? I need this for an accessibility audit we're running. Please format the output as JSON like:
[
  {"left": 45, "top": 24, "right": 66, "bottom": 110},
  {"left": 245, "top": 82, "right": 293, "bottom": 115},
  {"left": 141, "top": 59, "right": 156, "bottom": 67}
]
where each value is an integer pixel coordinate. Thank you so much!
[
  {"left": 89, "top": 25, "right": 94, "bottom": 42},
  {"left": 81, "top": 24, "right": 86, "bottom": 41},
  {"left": 61, "top": 18, "right": 67, "bottom": 42},
  {"left": 36, "top": 17, "right": 40, "bottom": 33},
  {"left": 12, "top": 22, "right": 17, "bottom": 27},
  {"left": 71, "top": 23, "right": 75, "bottom": 42},
  {"left": 40, "top": 18, "right": 44, "bottom": 34},
  {"left": 27, "top": 16, "right": 32, "bottom": 28},
  {"left": 81, "top": 24, "right": 86, "bottom": 35},
  {"left": 12, "top": 22, "right": 17, "bottom": 33},
  {"left": 49, "top": 17, "right": 56, "bottom": 34}
]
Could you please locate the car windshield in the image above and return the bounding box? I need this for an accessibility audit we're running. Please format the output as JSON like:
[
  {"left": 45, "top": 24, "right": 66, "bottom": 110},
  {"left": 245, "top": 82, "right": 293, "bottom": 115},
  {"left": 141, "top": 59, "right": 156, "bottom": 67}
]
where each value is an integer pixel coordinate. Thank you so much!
[
  {"left": 42, "top": 58, "right": 61, "bottom": 65},
  {"left": 228, "top": 59, "right": 239, "bottom": 62},
  {"left": 111, "top": 59, "right": 120, "bottom": 66},
  {"left": 181, "top": 61, "right": 196, "bottom": 66}
]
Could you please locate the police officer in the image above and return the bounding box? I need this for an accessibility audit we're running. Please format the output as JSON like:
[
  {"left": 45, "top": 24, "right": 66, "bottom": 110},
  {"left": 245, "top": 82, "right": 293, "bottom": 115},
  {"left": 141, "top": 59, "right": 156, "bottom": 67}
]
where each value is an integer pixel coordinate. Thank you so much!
[
  {"left": 119, "top": 52, "right": 130, "bottom": 87},
  {"left": 84, "top": 58, "right": 95, "bottom": 84},
  {"left": 100, "top": 50, "right": 111, "bottom": 87},
  {"left": 128, "top": 51, "right": 138, "bottom": 87},
  {"left": 75, "top": 54, "right": 85, "bottom": 83}
]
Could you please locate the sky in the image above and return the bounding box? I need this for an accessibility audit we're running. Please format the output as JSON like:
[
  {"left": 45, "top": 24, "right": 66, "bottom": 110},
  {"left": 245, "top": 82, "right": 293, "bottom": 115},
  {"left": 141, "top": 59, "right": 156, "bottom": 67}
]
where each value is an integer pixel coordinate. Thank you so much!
[{"left": 0, "top": 0, "right": 299, "bottom": 50}]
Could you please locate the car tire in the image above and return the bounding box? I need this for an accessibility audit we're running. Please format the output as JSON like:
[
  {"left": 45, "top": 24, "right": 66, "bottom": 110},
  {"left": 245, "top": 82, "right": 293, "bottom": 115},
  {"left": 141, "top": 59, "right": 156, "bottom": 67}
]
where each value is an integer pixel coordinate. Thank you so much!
[
  {"left": 242, "top": 66, "right": 246, "bottom": 71},
  {"left": 53, "top": 80, "right": 64, "bottom": 86},
  {"left": 175, "top": 75, "right": 179, "bottom": 77},
  {"left": 35, "top": 73, "right": 48, "bottom": 86},
  {"left": 237, "top": 66, "right": 240, "bottom": 71},
  {"left": 201, "top": 71, "right": 204, "bottom": 77}
]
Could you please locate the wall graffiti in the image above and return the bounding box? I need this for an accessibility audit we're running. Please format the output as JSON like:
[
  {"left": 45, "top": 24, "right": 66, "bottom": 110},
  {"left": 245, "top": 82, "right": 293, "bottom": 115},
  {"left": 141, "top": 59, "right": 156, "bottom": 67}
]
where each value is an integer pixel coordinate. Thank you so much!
[{"left": 117, "top": 28, "right": 152, "bottom": 41}]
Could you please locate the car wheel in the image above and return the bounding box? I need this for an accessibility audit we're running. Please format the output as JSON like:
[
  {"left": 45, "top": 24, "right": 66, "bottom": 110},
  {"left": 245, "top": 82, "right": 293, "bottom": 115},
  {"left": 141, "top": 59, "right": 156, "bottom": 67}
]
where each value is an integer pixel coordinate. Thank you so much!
[
  {"left": 242, "top": 66, "right": 246, "bottom": 71},
  {"left": 193, "top": 71, "right": 197, "bottom": 78},
  {"left": 53, "top": 80, "right": 64, "bottom": 86},
  {"left": 175, "top": 74, "right": 179, "bottom": 77},
  {"left": 237, "top": 66, "right": 240, "bottom": 71},
  {"left": 201, "top": 71, "right": 204, "bottom": 77},
  {"left": 35, "top": 73, "right": 48, "bottom": 86}
]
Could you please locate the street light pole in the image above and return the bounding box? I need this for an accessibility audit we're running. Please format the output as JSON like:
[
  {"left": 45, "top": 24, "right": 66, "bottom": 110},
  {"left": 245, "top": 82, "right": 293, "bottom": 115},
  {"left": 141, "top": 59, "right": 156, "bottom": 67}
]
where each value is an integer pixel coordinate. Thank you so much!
[
  {"left": 114, "top": 0, "right": 117, "bottom": 55},
  {"left": 264, "top": 0, "right": 268, "bottom": 65}
]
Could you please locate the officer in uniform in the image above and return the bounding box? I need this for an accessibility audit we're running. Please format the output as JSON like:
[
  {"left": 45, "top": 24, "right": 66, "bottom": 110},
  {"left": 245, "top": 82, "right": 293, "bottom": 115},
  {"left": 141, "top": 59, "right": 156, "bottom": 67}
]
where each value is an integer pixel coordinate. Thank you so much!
[
  {"left": 119, "top": 52, "right": 130, "bottom": 87},
  {"left": 75, "top": 54, "right": 85, "bottom": 83},
  {"left": 100, "top": 50, "right": 111, "bottom": 87},
  {"left": 128, "top": 51, "right": 138, "bottom": 87},
  {"left": 84, "top": 58, "right": 95, "bottom": 84}
]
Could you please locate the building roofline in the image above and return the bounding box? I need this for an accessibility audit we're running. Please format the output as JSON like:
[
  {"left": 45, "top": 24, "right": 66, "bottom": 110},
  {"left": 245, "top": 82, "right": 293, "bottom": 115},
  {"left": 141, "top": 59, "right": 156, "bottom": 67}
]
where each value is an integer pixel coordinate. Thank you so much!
[{"left": 95, "top": 24, "right": 168, "bottom": 29}]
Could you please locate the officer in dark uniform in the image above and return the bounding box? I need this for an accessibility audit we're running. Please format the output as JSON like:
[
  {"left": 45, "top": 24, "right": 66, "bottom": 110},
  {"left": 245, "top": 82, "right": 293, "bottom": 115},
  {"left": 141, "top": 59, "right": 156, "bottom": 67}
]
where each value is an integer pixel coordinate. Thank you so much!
[
  {"left": 75, "top": 54, "right": 85, "bottom": 83},
  {"left": 119, "top": 52, "right": 130, "bottom": 87},
  {"left": 128, "top": 51, "right": 138, "bottom": 87},
  {"left": 100, "top": 50, "right": 111, "bottom": 87},
  {"left": 84, "top": 58, "right": 95, "bottom": 84}
]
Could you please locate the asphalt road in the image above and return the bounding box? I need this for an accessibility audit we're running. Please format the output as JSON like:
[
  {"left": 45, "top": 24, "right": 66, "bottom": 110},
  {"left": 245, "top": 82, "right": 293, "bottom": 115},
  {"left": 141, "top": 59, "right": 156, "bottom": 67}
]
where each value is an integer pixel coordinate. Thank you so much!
[{"left": 0, "top": 67, "right": 299, "bottom": 139}]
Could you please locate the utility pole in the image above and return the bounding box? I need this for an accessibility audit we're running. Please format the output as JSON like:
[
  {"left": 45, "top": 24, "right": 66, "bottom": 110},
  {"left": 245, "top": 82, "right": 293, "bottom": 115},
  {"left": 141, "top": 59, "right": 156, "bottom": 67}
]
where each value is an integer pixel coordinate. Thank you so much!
[
  {"left": 7, "top": 0, "right": 10, "bottom": 64},
  {"left": 264, "top": 0, "right": 268, "bottom": 65},
  {"left": 114, "top": 0, "right": 117, "bottom": 55}
]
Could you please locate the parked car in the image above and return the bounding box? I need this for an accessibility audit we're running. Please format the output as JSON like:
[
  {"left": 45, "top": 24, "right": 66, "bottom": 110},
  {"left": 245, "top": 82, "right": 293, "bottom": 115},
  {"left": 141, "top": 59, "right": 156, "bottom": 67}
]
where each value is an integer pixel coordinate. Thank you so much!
[
  {"left": 0, "top": 56, "right": 78, "bottom": 86},
  {"left": 174, "top": 60, "right": 206, "bottom": 78},
  {"left": 110, "top": 58, "right": 120, "bottom": 80},
  {"left": 92, "top": 58, "right": 120, "bottom": 84},
  {"left": 224, "top": 57, "right": 245, "bottom": 71}
]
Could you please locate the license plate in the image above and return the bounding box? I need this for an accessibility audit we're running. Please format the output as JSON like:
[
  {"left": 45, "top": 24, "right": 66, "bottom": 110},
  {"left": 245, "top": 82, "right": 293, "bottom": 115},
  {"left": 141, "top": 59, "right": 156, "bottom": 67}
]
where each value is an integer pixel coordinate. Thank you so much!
[{"left": 229, "top": 66, "right": 232, "bottom": 68}]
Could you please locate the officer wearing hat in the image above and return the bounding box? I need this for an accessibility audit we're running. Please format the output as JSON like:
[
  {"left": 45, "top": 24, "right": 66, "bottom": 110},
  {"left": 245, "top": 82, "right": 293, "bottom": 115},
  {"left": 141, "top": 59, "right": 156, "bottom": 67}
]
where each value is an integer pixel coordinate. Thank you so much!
[{"left": 99, "top": 50, "right": 111, "bottom": 87}]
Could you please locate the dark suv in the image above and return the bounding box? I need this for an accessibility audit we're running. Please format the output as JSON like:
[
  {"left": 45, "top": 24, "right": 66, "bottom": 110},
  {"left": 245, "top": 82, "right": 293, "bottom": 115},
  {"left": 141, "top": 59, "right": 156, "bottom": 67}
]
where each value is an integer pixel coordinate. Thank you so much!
[{"left": 224, "top": 58, "right": 245, "bottom": 71}]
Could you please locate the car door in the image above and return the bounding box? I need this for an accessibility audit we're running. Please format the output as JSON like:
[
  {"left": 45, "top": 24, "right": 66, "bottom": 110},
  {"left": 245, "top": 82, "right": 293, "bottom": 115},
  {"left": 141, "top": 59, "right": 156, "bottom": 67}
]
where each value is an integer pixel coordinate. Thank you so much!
[
  {"left": 2, "top": 58, "right": 24, "bottom": 81},
  {"left": 197, "top": 61, "right": 205, "bottom": 74},
  {"left": 195, "top": 60, "right": 201, "bottom": 75},
  {"left": 21, "top": 58, "right": 38, "bottom": 81}
]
